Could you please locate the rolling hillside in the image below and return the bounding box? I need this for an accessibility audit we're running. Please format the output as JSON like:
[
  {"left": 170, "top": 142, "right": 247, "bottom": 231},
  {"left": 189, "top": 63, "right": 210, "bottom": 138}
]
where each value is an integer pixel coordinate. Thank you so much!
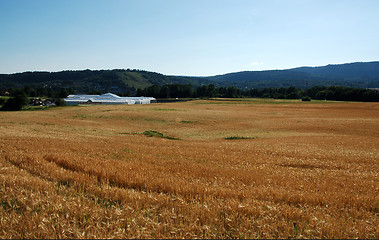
[
  {"left": 206, "top": 61, "right": 379, "bottom": 89},
  {"left": 0, "top": 69, "right": 209, "bottom": 94},
  {"left": 291, "top": 61, "right": 379, "bottom": 77},
  {"left": 0, "top": 61, "right": 378, "bottom": 94}
]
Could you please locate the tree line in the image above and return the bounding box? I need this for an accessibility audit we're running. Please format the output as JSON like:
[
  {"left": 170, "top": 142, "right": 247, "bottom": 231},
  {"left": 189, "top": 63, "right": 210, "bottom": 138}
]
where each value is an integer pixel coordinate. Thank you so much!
[
  {"left": 2, "top": 84, "right": 379, "bottom": 102},
  {"left": 1, "top": 84, "right": 378, "bottom": 111},
  {"left": 0, "top": 86, "right": 71, "bottom": 111},
  {"left": 137, "top": 84, "right": 379, "bottom": 102}
]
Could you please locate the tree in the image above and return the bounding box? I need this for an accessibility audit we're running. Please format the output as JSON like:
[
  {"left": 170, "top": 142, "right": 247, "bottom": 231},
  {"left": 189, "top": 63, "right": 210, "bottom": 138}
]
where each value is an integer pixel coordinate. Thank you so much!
[
  {"left": 286, "top": 86, "right": 301, "bottom": 99},
  {"left": 226, "top": 86, "right": 238, "bottom": 98},
  {"left": 55, "top": 98, "right": 66, "bottom": 106},
  {"left": 0, "top": 93, "right": 29, "bottom": 111},
  {"left": 58, "top": 88, "right": 69, "bottom": 98},
  {"left": 36, "top": 87, "right": 46, "bottom": 97},
  {"left": 47, "top": 88, "right": 55, "bottom": 98},
  {"left": 207, "top": 84, "right": 216, "bottom": 98},
  {"left": 196, "top": 85, "right": 208, "bottom": 98}
]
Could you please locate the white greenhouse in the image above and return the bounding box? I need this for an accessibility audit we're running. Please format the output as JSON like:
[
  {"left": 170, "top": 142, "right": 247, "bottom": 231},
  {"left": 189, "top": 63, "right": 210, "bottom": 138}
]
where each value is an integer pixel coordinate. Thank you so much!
[{"left": 64, "top": 93, "right": 156, "bottom": 105}]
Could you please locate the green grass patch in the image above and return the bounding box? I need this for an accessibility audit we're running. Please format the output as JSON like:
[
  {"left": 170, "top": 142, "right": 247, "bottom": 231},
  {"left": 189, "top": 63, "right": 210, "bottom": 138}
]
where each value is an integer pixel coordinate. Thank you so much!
[
  {"left": 73, "top": 114, "right": 88, "bottom": 119},
  {"left": 144, "top": 117, "right": 166, "bottom": 123},
  {"left": 152, "top": 108, "right": 177, "bottom": 111},
  {"left": 143, "top": 130, "right": 180, "bottom": 140},
  {"left": 180, "top": 120, "right": 193, "bottom": 123},
  {"left": 23, "top": 105, "right": 53, "bottom": 111},
  {"left": 119, "top": 132, "right": 140, "bottom": 135},
  {"left": 224, "top": 136, "right": 256, "bottom": 140}
]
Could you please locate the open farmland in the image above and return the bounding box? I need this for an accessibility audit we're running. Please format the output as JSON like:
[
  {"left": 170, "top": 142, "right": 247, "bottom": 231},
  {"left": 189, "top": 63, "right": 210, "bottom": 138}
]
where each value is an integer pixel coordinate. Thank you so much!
[{"left": 0, "top": 99, "right": 378, "bottom": 238}]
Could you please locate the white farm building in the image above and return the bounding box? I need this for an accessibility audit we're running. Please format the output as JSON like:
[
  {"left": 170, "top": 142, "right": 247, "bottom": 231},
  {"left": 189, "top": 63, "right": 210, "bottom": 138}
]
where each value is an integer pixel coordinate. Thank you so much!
[{"left": 64, "top": 93, "right": 156, "bottom": 105}]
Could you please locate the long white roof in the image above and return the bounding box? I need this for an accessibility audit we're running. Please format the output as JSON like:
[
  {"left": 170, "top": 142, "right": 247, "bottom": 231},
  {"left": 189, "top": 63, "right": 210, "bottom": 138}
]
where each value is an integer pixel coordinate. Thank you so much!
[{"left": 64, "top": 93, "right": 156, "bottom": 104}]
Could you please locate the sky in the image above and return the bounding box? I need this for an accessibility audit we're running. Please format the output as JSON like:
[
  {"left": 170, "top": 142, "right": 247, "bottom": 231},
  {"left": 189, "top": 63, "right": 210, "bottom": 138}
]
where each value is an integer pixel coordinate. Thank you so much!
[{"left": 0, "top": 0, "right": 378, "bottom": 76}]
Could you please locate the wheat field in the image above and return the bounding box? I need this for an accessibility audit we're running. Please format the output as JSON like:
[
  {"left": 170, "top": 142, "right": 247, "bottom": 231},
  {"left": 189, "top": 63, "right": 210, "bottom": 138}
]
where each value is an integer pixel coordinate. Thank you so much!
[{"left": 0, "top": 99, "right": 378, "bottom": 239}]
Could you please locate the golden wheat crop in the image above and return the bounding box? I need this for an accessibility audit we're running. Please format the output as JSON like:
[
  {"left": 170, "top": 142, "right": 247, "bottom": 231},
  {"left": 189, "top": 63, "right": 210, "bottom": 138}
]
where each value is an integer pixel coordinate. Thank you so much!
[{"left": 0, "top": 99, "right": 378, "bottom": 238}]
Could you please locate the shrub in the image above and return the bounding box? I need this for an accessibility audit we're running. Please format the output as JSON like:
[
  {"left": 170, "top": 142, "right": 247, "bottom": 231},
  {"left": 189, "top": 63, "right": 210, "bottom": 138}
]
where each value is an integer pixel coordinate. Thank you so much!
[{"left": 301, "top": 96, "right": 311, "bottom": 102}]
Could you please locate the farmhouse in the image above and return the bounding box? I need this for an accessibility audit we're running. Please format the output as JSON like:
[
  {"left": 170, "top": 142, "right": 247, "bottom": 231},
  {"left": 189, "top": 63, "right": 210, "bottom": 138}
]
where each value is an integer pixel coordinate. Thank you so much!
[{"left": 64, "top": 93, "right": 156, "bottom": 105}]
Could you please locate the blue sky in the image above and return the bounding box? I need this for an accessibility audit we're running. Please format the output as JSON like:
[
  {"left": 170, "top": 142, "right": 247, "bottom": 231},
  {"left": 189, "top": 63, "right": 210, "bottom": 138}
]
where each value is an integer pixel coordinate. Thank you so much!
[{"left": 0, "top": 0, "right": 378, "bottom": 76}]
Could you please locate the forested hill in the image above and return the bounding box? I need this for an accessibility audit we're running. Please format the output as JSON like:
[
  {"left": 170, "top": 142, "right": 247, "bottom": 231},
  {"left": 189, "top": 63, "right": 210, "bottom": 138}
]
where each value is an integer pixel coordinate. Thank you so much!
[
  {"left": 0, "top": 61, "right": 378, "bottom": 95},
  {"left": 205, "top": 61, "right": 379, "bottom": 89},
  {"left": 0, "top": 69, "right": 209, "bottom": 95},
  {"left": 290, "top": 61, "right": 379, "bottom": 77}
]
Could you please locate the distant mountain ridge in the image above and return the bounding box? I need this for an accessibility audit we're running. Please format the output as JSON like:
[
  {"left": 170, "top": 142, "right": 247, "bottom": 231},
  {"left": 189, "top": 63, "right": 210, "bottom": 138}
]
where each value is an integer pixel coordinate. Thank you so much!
[
  {"left": 290, "top": 61, "right": 379, "bottom": 77},
  {"left": 205, "top": 61, "right": 379, "bottom": 89},
  {"left": 0, "top": 61, "right": 378, "bottom": 94}
]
